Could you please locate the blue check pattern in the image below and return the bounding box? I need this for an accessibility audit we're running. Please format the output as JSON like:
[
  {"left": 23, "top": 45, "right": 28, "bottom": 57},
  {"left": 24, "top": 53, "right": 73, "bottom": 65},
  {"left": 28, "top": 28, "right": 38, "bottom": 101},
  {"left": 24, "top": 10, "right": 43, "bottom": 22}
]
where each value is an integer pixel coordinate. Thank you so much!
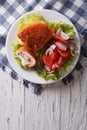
[{"left": 0, "top": 0, "right": 87, "bottom": 94}]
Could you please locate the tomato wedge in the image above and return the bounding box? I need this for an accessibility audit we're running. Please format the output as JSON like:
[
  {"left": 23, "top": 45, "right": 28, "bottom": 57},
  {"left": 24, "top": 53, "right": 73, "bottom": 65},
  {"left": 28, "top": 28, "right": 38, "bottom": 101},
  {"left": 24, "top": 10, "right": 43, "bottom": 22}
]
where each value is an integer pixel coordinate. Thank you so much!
[
  {"left": 42, "top": 55, "right": 53, "bottom": 69},
  {"left": 52, "top": 56, "right": 63, "bottom": 70},
  {"left": 57, "top": 56, "right": 63, "bottom": 66},
  {"left": 54, "top": 35, "right": 69, "bottom": 44},
  {"left": 43, "top": 49, "right": 59, "bottom": 70},
  {"left": 51, "top": 49, "right": 59, "bottom": 62},
  {"left": 57, "top": 48, "right": 71, "bottom": 60}
]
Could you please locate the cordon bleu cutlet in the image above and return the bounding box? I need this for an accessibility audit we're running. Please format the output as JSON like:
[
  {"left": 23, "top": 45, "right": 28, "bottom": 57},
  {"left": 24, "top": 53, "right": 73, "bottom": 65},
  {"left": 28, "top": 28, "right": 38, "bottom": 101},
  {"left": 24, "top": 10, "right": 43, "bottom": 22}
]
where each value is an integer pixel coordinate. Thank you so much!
[
  {"left": 16, "top": 21, "right": 53, "bottom": 68},
  {"left": 16, "top": 46, "right": 37, "bottom": 68},
  {"left": 17, "top": 21, "right": 52, "bottom": 51}
]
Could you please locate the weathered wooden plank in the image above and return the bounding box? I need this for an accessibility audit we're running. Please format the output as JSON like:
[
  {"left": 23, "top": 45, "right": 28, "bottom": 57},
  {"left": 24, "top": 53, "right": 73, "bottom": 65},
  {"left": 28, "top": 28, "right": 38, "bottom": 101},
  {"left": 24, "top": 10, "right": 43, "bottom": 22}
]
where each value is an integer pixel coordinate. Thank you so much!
[
  {"left": 0, "top": 69, "right": 25, "bottom": 130},
  {"left": 24, "top": 82, "right": 61, "bottom": 130}
]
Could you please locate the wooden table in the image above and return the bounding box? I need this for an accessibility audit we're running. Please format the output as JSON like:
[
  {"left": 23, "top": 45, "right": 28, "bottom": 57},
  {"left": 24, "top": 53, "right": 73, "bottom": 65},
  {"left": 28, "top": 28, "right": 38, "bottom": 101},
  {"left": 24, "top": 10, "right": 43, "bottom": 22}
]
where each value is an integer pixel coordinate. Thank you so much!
[{"left": 0, "top": 57, "right": 87, "bottom": 130}]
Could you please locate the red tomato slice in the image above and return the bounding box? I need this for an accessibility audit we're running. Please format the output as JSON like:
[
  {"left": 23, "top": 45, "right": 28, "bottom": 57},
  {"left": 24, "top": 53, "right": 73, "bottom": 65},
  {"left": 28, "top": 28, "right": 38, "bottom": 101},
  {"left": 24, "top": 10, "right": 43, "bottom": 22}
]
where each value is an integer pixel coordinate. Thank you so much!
[
  {"left": 42, "top": 50, "right": 59, "bottom": 71},
  {"left": 42, "top": 55, "right": 53, "bottom": 69},
  {"left": 57, "top": 56, "right": 63, "bottom": 66},
  {"left": 57, "top": 48, "right": 71, "bottom": 60},
  {"left": 54, "top": 35, "right": 69, "bottom": 44},
  {"left": 51, "top": 49, "right": 59, "bottom": 62},
  {"left": 52, "top": 56, "right": 63, "bottom": 70}
]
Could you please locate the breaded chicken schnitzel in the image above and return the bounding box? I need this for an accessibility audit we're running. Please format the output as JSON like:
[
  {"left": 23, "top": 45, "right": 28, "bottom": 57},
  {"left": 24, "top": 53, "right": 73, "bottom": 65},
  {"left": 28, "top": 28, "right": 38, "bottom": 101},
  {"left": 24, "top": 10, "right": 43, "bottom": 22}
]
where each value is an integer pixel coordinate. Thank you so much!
[{"left": 17, "top": 21, "right": 52, "bottom": 51}]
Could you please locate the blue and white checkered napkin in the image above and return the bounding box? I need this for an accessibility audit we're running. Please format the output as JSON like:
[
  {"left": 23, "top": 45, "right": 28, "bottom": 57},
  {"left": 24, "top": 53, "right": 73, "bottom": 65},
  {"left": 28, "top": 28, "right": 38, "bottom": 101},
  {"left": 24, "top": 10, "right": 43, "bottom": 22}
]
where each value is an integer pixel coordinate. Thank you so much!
[{"left": 0, "top": 0, "right": 87, "bottom": 94}]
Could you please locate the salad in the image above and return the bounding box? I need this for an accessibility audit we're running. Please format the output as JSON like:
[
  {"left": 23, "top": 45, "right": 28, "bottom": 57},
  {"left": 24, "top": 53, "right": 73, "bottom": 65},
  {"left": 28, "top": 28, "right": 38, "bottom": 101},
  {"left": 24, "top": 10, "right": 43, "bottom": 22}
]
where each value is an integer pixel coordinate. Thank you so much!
[{"left": 12, "top": 13, "right": 78, "bottom": 80}]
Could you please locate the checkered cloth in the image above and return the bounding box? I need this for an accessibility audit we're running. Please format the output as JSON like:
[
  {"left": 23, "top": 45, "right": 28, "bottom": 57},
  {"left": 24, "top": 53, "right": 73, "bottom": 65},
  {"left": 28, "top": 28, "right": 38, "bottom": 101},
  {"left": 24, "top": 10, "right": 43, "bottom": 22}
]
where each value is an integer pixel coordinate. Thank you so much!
[{"left": 0, "top": 0, "right": 87, "bottom": 94}]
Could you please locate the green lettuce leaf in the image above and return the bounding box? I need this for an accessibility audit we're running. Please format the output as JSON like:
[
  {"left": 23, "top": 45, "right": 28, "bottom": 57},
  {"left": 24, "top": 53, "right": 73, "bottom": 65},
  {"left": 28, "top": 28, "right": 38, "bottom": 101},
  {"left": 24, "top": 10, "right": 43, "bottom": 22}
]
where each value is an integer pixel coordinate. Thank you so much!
[
  {"left": 18, "top": 13, "right": 45, "bottom": 31},
  {"left": 36, "top": 69, "right": 62, "bottom": 80},
  {"left": 45, "top": 21, "right": 75, "bottom": 37}
]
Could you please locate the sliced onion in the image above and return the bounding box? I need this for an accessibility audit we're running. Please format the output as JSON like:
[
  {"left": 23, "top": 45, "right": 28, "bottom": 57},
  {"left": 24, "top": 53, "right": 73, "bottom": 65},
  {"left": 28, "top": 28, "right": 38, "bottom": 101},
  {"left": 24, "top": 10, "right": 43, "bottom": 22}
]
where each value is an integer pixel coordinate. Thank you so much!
[
  {"left": 60, "top": 31, "right": 70, "bottom": 40},
  {"left": 56, "top": 28, "right": 62, "bottom": 35},
  {"left": 45, "top": 65, "right": 51, "bottom": 72},
  {"left": 70, "top": 43, "right": 76, "bottom": 55},
  {"left": 45, "top": 65, "right": 54, "bottom": 73},
  {"left": 45, "top": 44, "right": 56, "bottom": 55},
  {"left": 70, "top": 43, "right": 75, "bottom": 50},
  {"left": 55, "top": 42, "right": 67, "bottom": 51},
  {"left": 50, "top": 44, "right": 56, "bottom": 50},
  {"left": 45, "top": 48, "right": 53, "bottom": 55}
]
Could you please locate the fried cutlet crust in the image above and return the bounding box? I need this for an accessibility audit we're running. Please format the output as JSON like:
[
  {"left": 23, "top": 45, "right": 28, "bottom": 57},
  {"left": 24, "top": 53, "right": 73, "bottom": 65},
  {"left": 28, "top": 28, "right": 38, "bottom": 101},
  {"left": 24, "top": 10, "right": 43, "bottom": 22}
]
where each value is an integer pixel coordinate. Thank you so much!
[{"left": 17, "top": 21, "right": 52, "bottom": 51}]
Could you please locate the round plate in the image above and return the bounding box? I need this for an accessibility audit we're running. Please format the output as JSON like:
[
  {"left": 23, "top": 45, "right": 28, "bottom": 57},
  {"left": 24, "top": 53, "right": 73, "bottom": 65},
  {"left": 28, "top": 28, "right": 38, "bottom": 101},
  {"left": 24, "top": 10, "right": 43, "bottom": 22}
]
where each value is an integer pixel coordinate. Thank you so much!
[{"left": 6, "top": 9, "right": 80, "bottom": 84}]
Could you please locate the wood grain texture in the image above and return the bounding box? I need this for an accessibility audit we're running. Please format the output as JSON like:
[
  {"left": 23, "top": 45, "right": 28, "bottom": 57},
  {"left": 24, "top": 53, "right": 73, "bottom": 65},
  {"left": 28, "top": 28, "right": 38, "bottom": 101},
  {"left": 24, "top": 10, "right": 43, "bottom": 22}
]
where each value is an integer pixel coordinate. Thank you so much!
[{"left": 0, "top": 58, "right": 87, "bottom": 130}]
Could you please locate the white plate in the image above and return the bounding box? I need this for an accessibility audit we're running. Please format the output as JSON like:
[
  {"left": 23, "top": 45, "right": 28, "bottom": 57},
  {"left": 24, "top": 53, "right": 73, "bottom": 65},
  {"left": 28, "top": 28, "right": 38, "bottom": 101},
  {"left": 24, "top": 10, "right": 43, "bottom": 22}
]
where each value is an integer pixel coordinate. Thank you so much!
[{"left": 6, "top": 9, "right": 80, "bottom": 84}]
